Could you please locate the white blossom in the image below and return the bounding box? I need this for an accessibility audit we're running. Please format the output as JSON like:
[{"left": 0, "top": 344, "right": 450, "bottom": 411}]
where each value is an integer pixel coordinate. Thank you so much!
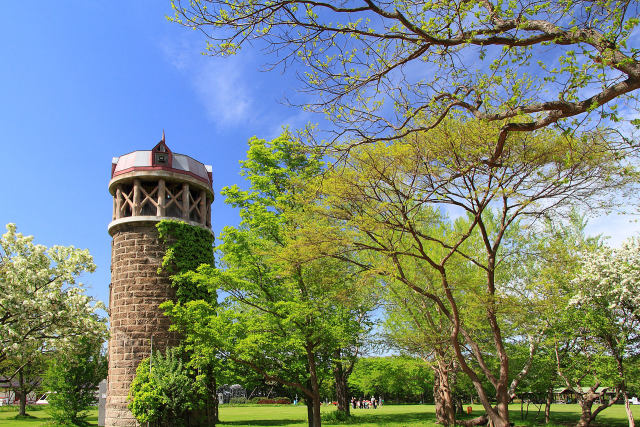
[
  {"left": 0, "top": 224, "right": 106, "bottom": 361},
  {"left": 569, "top": 237, "right": 640, "bottom": 357}
]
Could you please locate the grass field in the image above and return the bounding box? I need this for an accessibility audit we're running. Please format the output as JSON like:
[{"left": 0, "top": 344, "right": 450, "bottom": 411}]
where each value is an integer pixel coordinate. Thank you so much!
[
  {"left": 0, "top": 406, "right": 99, "bottom": 426},
  {"left": 0, "top": 404, "right": 638, "bottom": 426}
]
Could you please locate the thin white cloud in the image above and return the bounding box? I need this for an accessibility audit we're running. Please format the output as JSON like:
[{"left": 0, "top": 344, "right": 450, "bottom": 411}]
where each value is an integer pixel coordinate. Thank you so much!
[
  {"left": 158, "top": 35, "right": 193, "bottom": 71},
  {"left": 158, "top": 34, "right": 253, "bottom": 126},
  {"left": 193, "top": 59, "right": 252, "bottom": 125}
]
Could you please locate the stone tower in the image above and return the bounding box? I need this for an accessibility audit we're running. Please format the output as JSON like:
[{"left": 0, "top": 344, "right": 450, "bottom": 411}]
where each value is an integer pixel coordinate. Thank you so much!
[{"left": 106, "top": 135, "right": 213, "bottom": 426}]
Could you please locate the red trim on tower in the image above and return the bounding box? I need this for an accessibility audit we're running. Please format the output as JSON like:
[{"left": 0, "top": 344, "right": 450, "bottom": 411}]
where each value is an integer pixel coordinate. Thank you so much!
[{"left": 112, "top": 166, "right": 212, "bottom": 186}]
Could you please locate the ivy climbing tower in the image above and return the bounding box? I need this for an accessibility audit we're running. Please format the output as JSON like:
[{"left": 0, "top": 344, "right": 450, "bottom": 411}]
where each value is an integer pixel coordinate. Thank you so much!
[{"left": 105, "top": 134, "right": 214, "bottom": 426}]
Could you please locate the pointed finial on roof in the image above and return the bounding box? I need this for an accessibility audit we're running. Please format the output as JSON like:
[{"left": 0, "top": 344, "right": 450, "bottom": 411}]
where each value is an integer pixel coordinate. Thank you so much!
[{"left": 161, "top": 129, "right": 165, "bottom": 143}]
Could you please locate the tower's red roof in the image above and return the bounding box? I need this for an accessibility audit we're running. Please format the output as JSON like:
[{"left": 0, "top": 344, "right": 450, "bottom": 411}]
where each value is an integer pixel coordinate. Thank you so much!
[{"left": 111, "top": 139, "right": 212, "bottom": 187}]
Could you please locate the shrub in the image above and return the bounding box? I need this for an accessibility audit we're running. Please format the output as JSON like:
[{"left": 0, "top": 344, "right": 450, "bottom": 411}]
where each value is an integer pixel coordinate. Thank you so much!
[
  {"left": 44, "top": 336, "right": 107, "bottom": 425},
  {"left": 257, "top": 397, "right": 291, "bottom": 404},
  {"left": 322, "top": 410, "right": 353, "bottom": 423},
  {"left": 128, "top": 348, "right": 204, "bottom": 426}
]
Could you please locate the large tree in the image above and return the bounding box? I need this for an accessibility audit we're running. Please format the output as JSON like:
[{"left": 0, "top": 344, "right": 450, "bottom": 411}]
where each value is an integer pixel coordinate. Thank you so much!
[
  {"left": 171, "top": 0, "right": 640, "bottom": 153},
  {"left": 163, "top": 133, "right": 375, "bottom": 427},
  {"left": 513, "top": 212, "right": 601, "bottom": 424},
  {"left": 298, "top": 118, "right": 635, "bottom": 426},
  {"left": 379, "top": 216, "right": 485, "bottom": 425},
  {"left": 0, "top": 223, "right": 105, "bottom": 366},
  {"left": 568, "top": 237, "right": 640, "bottom": 427}
]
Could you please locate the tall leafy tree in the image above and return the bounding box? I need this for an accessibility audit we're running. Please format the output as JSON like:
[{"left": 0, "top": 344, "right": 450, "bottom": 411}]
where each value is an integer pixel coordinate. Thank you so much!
[
  {"left": 510, "top": 212, "right": 600, "bottom": 424},
  {"left": 300, "top": 118, "right": 635, "bottom": 426},
  {"left": 379, "top": 217, "right": 471, "bottom": 425},
  {"left": 164, "top": 132, "right": 374, "bottom": 427},
  {"left": 550, "top": 309, "right": 621, "bottom": 427},
  {"left": 1, "top": 353, "right": 45, "bottom": 417},
  {"left": 511, "top": 211, "right": 630, "bottom": 427},
  {"left": 45, "top": 335, "right": 108, "bottom": 425}
]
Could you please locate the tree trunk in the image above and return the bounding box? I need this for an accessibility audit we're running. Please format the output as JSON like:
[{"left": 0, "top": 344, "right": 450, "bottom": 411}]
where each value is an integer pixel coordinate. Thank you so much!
[
  {"left": 483, "top": 240, "right": 511, "bottom": 427},
  {"left": 306, "top": 347, "right": 322, "bottom": 427},
  {"left": 433, "top": 362, "right": 455, "bottom": 426},
  {"left": 18, "top": 370, "right": 26, "bottom": 417},
  {"left": 211, "top": 374, "right": 219, "bottom": 425},
  {"left": 305, "top": 397, "right": 314, "bottom": 427},
  {"left": 312, "top": 394, "right": 322, "bottom": 427},
  {"left": 576, "top": 396, "right": 595, "bottom": 427},
  {"left": 443, "top": 262, "right": 511, "bottom": 427},
  {"left": 18, "top": 392, "right": 26, "bottom": 417},
  {"left": 434, "top": 371, "right": 446, "bottom": 423},
  {"left": 303, "top": 394, "right": 323, "bottom": 427},
  {"left": 545, "top": 387, "right": 552, "bottom": 424},
  {"left": 576, "top": 389, "right": 620, "bottom": 427},
  {"left": 333, "top": 357, "right": 350, "bottom": 416},
  {"left": 492, "top": 348, "right": 511, "bottom": 426},
  {"left": 612, "top": 348, "right": 635, "bottom": 427},
  {"left": 622, "top": 391, "right": 635, "bottom": 427}
]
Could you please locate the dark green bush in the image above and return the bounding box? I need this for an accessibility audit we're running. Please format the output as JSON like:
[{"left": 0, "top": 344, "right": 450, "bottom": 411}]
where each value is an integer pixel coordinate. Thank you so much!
[
  {"left": 322, "top": 410, "right": 353, "bottom": 423},
  {"left": 128, "top": 348, "right": 204, "bottom": 426}
]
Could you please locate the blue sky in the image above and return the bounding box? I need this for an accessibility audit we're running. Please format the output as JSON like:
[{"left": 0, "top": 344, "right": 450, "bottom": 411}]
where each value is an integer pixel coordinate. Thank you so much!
[
  {"left": 1, "top": 1, "right": 638, "bottom": 308},
  {"left": 0, "top": 1, "right": 308, "bottom": 306}
]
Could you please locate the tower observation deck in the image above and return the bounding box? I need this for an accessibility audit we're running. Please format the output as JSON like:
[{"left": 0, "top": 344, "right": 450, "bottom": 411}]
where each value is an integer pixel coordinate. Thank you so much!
[{"left": 108, "top": 134, "right": 214, "bottom": 234}]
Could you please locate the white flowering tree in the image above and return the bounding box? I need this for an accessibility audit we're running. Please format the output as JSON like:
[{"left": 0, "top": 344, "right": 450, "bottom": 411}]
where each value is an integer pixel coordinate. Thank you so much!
[
  {"left": 568, "top": 238, "right": 640, "bottom": 427},
  {"left": 0, "top": 223, "right": 106, "bottom": 369}
]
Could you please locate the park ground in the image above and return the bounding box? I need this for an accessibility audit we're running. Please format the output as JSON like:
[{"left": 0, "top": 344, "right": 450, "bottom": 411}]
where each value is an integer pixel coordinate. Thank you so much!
[{"left": 1, "top": 404, "right": 639, "bottom": 426}]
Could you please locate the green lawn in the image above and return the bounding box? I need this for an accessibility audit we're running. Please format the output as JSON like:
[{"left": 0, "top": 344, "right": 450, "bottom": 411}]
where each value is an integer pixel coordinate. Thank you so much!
[
  {"left": 0, "top": 407, "right": 98, "bottom": 426},
  {"left": 0, "top": 404, "right": 637, "bottom": 426},
  {"left": 215, "top": 404, "right": 640, "bottom": 427}
]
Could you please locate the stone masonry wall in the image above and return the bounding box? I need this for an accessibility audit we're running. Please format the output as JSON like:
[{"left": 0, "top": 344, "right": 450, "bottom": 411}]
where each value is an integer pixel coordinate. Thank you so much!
[{"left": 105, "top": 223, "right": 177, "bottom": 427}]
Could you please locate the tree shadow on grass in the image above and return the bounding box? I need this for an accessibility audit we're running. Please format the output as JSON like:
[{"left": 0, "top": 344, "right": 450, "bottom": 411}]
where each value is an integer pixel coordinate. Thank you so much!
[
  {"left": 339, "top": 411, "right": 438, "bottom": 425},
  {"left": 4, "top": 413, "right": 48, "bottom": 425},
  {"left": 221, "top": 411, "right": 439, "bottom": 426},
  {"left": 219, "top": 407, "right": 634, "bottom": 427},
  {"left": 485, "top": 408, "right": 630, "bottom": 427}
]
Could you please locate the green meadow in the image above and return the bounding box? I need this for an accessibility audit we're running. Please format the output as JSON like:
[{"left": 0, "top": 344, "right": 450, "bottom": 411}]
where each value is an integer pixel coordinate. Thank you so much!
[{"left": 0, "top": 404, "right": 638, "bottom": 426}]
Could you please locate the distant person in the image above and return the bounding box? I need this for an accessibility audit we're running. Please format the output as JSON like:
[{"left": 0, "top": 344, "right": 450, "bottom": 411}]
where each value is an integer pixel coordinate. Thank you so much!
[
  {"left": 352, "top": 397, "right": 356, "bottom": 409},
  {"left": 371, "top": 396, "right": 377, "bottom": 409}
]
